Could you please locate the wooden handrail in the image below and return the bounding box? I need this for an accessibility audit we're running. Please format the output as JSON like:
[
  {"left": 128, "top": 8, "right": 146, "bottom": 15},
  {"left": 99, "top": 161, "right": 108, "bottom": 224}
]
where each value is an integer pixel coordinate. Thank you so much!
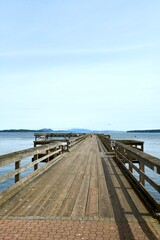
[
  {"left": 97, "top": 134, "right": 114, "bottom": 152},
  {"left": 0, "top": 149, "right": 62, "bottom": 184},
  {"left": 115, "top": 142, "right": 160, "bottom": 172},
  {"left": 69, "top": 135, "right": 88, "bottom": 147},
  {"left": 97, "top": 134, "right": 160, "bottom": 215},
  {"left": 0, "top": 143, "right": 65, "bottom": 185},
  {"left": 0, "top": 135, "right": 88, "bottom": 190},
  {"left": 114, "top": 141, "right": 160, "bottom": 213},
  {"left": 0, "top": 142, "right": 61, "bottom": 167}
]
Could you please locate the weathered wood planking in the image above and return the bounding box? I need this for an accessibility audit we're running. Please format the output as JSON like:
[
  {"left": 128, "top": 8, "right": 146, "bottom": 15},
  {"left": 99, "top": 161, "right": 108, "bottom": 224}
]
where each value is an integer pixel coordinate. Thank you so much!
[{"left": 0, "top": 135, "right": 150, "bottom": 220}]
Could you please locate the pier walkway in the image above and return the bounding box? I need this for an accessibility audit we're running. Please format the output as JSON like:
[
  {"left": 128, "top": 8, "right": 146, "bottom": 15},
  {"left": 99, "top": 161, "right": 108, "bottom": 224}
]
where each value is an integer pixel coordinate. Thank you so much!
[{"left": 0, "top": 135, "right": 160, "bottom": 239}]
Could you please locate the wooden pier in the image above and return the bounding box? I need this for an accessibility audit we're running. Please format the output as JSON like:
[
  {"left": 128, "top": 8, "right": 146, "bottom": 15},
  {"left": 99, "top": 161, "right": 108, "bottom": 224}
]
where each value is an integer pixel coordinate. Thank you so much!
[{"left": 0, "top": 134, "right": 160, "bottom": 239}]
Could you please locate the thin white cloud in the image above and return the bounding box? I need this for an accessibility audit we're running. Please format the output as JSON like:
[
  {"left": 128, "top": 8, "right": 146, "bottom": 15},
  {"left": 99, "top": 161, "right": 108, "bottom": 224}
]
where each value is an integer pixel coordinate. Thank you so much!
[{"left": 0, "top": 44, "right": 154, "bottom": 57}]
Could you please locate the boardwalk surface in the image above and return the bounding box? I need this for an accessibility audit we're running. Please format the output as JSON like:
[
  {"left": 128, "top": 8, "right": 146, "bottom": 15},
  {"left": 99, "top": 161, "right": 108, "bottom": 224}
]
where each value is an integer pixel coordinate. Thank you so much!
[{"left": 0, "top": 136, "right": 160, "bottom": 239}]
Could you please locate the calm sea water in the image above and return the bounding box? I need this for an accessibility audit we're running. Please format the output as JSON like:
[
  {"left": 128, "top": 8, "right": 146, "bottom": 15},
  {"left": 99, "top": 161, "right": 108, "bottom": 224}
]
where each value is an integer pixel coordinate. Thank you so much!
[
  {"left": 0, "top": 132, "right": 35, "bottom": 155},
  {"left": 0, "top": 132, "right": 160, "bottom": 202},
  {"left": 0, "top": 131, "right": 160, "bottom": 157},
  {"left": 110, "top": 131, "right": 160, "bottom": 158}
]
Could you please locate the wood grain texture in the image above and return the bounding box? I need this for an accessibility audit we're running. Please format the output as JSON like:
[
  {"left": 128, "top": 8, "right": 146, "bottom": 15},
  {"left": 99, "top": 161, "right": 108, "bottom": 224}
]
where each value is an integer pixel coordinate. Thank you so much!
[{"left": 0, "top": 135, "right": 150, "bottom": 220}]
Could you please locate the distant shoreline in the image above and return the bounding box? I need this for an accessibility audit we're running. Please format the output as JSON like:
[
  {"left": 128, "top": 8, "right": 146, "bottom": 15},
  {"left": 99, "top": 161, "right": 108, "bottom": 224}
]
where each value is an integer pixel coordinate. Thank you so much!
[
  {"left": 0, "top": 128, "right": 124, "bottom": 133},
  {"left": 0, "top": 129, "right": 53, "bottom": 133},
  {"left": 0, "top": 128, "right": 160, "bottom": 133},
  {"left": 127, "top": 129, "right": 160, "bottom": 133}
]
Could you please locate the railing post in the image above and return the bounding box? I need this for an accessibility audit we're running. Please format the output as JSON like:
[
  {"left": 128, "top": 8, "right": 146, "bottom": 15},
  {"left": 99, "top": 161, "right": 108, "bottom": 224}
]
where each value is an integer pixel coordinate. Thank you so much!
[
  {"left": 141, "top": 143, "right": 144, "bottom": 151},
  {"left": 15, "top": 160, "right": 20, "bottom": 183},
  {"left": 128, "top": 156, "right": 133, "bottom": 173},
  {"left": 139, "top": 162, "right": 145, "bottom": 186},
  {"left": 61, "top": 144, "right": 64, "bottom": 153},
  {"left": 58, "top": 146, "right": 61, "bottom": 155},
  {"left": 122, "top": 149, "right": 126, "bottom": 164},
  {"left": 46, "top": 150, "right": 50, "bottom": 162},
  {"left": 34, "top": 154, "right": 38, "bottom": 171},
  {"left": 115, "top": 144, "right": 119, "bottom": 159},
  {"left": 67, "top": 140, "right": 70, "bottom": 151}
]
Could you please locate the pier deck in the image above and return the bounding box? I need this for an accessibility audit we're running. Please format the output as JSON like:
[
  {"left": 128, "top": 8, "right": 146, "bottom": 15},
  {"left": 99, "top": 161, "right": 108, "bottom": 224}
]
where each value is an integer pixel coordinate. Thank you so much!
[{"left": 0, "top": 135, "right": 160, "bottom": 239}]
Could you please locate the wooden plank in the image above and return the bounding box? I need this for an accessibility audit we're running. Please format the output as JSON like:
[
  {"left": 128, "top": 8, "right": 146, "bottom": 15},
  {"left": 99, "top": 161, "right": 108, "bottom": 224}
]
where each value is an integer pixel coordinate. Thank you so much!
[
  {"left": 127, "top": 188, "right": 149, "bottom": 214},
  {"left": 44, "top": 153, "right": 82, "bottom": 216},
  {"left": 118, "top": 173, "right": 149, "bottom": 214},
  {"left": 97, "top": 158, "right": 114, "bottom": 217},
  {"left": 25, "top": 151, "right": 81, "bottom": 216},
  {"left": 108, "top": 154, "right": 150, "bottom": 217},
  {"left": 103, "top": 155, "right": 137, "bottom": 220},
  {"left": 95, "top": 137, "right": 114, "bottom": 217},
  {"left": 71, "top": 146, "right": 91, "bottom": 217},
  {"left": 85, "top": 140, "right": 99, "bottom": 216},
  {"left": 0, "top": 135, "right": 152, "bottom": 221},
  {"left": 57, "top": 152, "right": 89, "bottom": 216},
  {"left": 1, "top": 152, "right": 73, "bottom": 216}
]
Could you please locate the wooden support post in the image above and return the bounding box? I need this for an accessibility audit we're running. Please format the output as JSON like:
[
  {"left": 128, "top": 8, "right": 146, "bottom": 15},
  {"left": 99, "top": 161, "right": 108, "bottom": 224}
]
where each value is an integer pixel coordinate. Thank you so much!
[
  {"left": 46, "top": 150, "right": 50, "bottom": 162},
  {"left": 15, "top": 161, "right": 20, "bottom": 183},
  {"left": 61, "top": 145, "right": 63, "bottom": 154},
  {"left": 61, "top": 145, "right": 64, "bottom": 153},
  {"left": 115, "top": 146, "right": 120, "bottom": 160},
  {"left": 34, "top": 154, "right": 38, "bottom": 171},
  {"left": 58, "top": 146, "right": 61, "bottom": 155},
  {"left": 128, "top": 156, "right": 133, "bottom": 173},
  {"left": 141, "top": 143, "right": 144, "bottom": 151},
  {"left": 122, "top": 150, "right": 126, "bottom": 164},
  {"left": 67, "top": 140, "right": 70, "bottom": 152},
  {"left": 140, "top": 162, "right": 145, "bottom": 186}
]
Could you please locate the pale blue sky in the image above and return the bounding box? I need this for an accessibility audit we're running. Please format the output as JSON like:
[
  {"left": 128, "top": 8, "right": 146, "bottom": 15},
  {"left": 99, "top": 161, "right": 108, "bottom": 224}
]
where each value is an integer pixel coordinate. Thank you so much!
[{"left": 0, "top": 0, "right": 160, "bottom": 131}]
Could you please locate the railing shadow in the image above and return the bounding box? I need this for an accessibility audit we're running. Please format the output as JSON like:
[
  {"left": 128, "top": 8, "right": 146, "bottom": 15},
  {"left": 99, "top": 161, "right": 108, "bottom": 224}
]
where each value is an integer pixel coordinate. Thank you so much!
[{"left": 101, "top": 156, "right": 159, "bottom": 240}]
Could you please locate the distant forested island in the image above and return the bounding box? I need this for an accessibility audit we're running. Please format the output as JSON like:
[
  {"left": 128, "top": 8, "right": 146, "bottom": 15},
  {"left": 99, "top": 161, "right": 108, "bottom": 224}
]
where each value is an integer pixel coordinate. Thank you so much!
[
  {"left": 127, "top": 129, "right": 160, "bottom": 133},
  {"left": 0, "top": 128, "right": 54, "bottom": 133},
  {"left": 0, "top": 128, "right": 123, "bottom": 133}
]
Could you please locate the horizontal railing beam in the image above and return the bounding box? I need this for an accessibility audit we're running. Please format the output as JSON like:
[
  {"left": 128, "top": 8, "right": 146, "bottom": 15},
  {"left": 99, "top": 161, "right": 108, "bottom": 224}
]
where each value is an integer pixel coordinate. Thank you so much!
[
  {"left": 115, "top": 142, "right": 160, "bottom": 172},
  {"left": 0, "top": 134, "right": 89, "bottom": 192},
  {"left": 0, "top": 148, "right": 62, "bottom": 184},
  {"left": 116, "top": 149, "right": 160, "bottom": 193},
  {"left": 114, "top": 141, "right": 160, "bottom": 214},
  {"left": 0, "top": 142, "right": 64, "bottom": 167}
]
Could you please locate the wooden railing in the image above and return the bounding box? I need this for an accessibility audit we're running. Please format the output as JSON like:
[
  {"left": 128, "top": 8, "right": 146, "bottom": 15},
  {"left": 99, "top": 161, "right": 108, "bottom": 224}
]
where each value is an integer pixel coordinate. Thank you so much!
[
  {"left": 0, "top": 142, "right": 66, "bottom": 185},
  {"left": 115, "top": 141, "right": 160, "bottom": 215},
  {"left": 116, "top": 140, "right": 144, "bottom": 151},
  {"left": 34, "top": 132, "right": 85, "bottom": 141},
  {"left": 97, "top": 134, "right": 160, "bottom": 216},
  {"left": 97, "top": 134, "right": 114, "bottom": 152},
  {"left": 0, "top": 135, "right": 88, "bottom": 195},
  {"left": 69, "top": 134, "right": 89, "bottom": 148},
  {"left": 97, "top": 134, "right": 144, "bottom": 152}
]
